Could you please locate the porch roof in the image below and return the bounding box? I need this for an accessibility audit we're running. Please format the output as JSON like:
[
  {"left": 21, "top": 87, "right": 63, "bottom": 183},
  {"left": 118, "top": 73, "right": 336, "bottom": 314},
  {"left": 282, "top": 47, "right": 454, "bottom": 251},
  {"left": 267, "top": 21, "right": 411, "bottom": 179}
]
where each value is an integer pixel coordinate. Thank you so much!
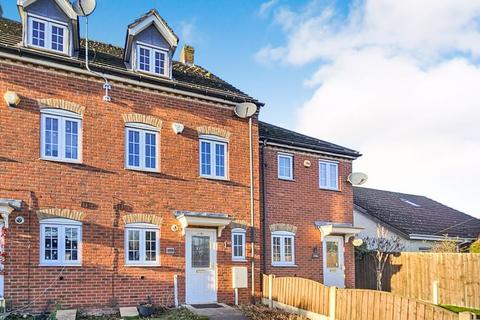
[
  {"left": 174, "top": 211, "right": 232, "bottom": 237},
  {"left": 315, "top": 221, "right": 363, "bottom": 242},
  {"left": 0, "top": 199, "right": 23, "bottom": 228}
]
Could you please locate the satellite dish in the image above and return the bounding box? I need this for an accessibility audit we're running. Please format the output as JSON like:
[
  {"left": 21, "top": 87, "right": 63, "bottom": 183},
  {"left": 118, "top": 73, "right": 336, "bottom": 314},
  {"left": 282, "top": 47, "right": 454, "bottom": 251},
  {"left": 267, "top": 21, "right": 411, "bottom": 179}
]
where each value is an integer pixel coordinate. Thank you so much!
[
  {"left": 73, "top": 0, "right": 97, "bottom": 16},
  {"left": 234, "top": 102, "right": 257, "bottom": 119},
  {"left": 347, "top": 172, "right": 368, "bottom": 185}
]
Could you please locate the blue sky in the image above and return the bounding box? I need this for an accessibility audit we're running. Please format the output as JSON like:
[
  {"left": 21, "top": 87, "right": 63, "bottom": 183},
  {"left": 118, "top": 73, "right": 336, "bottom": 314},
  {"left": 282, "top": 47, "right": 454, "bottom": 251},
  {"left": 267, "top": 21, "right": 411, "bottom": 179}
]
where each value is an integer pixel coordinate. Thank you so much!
[{"left": 3, "top": 1, "right": 480, "bottom": 219}]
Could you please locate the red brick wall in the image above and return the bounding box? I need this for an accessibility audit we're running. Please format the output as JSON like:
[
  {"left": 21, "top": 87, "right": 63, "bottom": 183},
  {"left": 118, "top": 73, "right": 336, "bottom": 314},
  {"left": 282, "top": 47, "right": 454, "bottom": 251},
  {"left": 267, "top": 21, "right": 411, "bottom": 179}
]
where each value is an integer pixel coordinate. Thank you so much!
[
  {"left": 0, "top": 59, "right": 261, "bottom": 312},
  {"left": 261, "top": 146, "right": 355, "bottom": 288}
]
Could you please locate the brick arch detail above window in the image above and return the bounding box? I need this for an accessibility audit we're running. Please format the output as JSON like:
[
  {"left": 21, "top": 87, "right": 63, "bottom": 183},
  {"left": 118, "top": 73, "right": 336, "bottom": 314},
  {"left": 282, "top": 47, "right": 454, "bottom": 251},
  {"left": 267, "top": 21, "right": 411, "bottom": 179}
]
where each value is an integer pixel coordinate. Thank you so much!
[
  {"left": 270, "top": 223, "right": 297, "bottom": 235},
  {"left": 122, "top": 113, "right": 163, "bottom": 129},
  {"left": 36, "top": 208, "right": 85, "bottom": 222},
  {"left": 230, "top": 220, "right": 249, "bottom": 230},
  {"left": 196, "top": 126, "right": 231, "bottom": 140},
  {"left": 38, "top": 99, "right": 85, "bottom": 116},
  {"left": 122, "top": 214, "right": 163, "bottom": 226}
]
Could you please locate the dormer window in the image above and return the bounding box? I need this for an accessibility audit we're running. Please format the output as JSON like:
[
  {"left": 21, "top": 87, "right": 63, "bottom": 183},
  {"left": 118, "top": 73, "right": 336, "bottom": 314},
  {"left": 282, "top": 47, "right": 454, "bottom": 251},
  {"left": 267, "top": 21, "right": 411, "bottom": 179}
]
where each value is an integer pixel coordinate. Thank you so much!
[
  {"left": 137, "top": 44, "right": 168, "bottom": 76},
  {"left": 27, "top": 15, "right": 68, "bottom": 54}
]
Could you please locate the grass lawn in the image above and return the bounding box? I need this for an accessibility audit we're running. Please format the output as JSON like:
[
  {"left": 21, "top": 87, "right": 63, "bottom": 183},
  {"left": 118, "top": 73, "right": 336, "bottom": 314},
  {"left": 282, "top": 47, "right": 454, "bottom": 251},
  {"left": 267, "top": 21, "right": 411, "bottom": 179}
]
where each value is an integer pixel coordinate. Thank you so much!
[
  {"left": 152, "top": 307, "right": 208, "bottom": 320},
  {"left": 440, "top": 304, "right": 480, "bottom": 316}
]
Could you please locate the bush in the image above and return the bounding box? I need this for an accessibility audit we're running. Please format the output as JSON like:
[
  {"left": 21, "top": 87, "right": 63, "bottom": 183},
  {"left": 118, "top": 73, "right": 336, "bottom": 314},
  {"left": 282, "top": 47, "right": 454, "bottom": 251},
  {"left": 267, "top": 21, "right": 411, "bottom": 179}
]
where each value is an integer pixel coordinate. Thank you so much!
[{"left": 470, "top": 240, "right": 480, "bottom": 253}]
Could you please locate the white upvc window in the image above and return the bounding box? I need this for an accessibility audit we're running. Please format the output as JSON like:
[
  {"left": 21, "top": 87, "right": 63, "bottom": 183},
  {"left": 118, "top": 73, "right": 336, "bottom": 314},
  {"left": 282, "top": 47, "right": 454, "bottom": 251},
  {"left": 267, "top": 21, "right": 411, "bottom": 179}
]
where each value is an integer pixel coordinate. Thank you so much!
[
  {"left": 199, "top": 135, "right": 228, "bottom": 180},
  {"left": 231, "top": 228, "right": 246, "bottom": 261},
  {"left": 136, "top": 43, "right": 169, "bottom": 77},
  {"left": 27, "top": 15, "right": 68, "bottom": 54},
  {"left": 125, "top": 223, "right": 160, "bottom": 266},
  {"left": 271, "top": 231, "right": 295, "bottom": 267},
  {"left": 40, "top": 218, "right": 82, "bottom": 266},
  {"left": 40, "top": 109, "right": 82, "bottom": 163},
  {"left": 277, "top": 153, "right": 293, "bottom": 180},
  {"left": 319, "top": 160, "right": 339, "bottom": 190},
  {"left": 125, "top": 123, "right": 159, "bottom": 172}
]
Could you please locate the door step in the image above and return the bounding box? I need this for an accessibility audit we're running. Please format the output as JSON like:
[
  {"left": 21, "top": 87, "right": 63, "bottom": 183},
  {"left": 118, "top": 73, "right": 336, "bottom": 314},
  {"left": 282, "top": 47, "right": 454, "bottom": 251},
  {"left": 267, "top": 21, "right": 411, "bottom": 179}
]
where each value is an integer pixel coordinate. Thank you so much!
[{"left": 190, "top": 303, "right": 223, "bottom": 309}]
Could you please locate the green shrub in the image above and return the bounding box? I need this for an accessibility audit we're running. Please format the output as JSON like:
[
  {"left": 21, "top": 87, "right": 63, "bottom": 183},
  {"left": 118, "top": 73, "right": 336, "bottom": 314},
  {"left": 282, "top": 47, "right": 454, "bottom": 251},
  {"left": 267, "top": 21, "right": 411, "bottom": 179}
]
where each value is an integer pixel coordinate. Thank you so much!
[{"left": 470, "top": 240, "right": 480, "bottom": 253}]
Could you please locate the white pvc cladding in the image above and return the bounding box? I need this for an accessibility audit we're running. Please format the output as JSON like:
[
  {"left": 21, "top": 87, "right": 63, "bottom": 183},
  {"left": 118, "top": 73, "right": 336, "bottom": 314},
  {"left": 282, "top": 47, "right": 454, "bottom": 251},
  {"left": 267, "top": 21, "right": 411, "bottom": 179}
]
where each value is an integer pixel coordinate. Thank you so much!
[
  {"left": 17, "top": 0, "right": 80, "bottom": 57},
  {"left": 124, "top": 11, "right": 179, "bottom": 79}
]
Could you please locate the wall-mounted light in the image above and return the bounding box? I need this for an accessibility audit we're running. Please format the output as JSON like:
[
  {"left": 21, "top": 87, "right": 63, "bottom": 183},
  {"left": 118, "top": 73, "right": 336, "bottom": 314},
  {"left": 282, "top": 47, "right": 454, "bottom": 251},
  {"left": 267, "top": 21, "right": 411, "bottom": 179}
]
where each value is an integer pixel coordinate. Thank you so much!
[
  {"left": 4, "top": 91, "right": 21, "bottom": 108},
  {"left": 172, "top": 122, "right": 185, "bottom": 135}
]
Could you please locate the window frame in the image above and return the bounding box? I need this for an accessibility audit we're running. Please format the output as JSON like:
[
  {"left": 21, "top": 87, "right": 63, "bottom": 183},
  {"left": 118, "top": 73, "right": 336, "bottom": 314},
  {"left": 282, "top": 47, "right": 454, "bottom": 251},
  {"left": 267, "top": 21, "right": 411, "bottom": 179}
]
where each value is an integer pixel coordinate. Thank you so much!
[
  {"left": 40, "top": 109, "right": 82, "bottom": 163},
  {"left": 277, "top": 153, "right": 294, "bottom": 180},
  {"left": 271, "top": 231, "right": 295, "bottom": 267},
  {"left": 39, "top": 218, "right": 82, "bottom": 267},
  {"left": 124, "top": 223, "right": 160, "bottom": 266},
  {"left": 124, "top": 123, "right": 160, "bottom": 172},
  {"left": 319, "top": 160, "right": 339, "bottom": 191},
  {"left": 231, "top": 228, "right": 246, "bottom": 262},
  {"left": 27, "top": 14, "right": 69, "bottom": 54},
  {"left": 199, "top": 135, "right": 229, "bottom": 180},
  {"left": 136, "top": 42, "right": 169, "bottom": 77}
]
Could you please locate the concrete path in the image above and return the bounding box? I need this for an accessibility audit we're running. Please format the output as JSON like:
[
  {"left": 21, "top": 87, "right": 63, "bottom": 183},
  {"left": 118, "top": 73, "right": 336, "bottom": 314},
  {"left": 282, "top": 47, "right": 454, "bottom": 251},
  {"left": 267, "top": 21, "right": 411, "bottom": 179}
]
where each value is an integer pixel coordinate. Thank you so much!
[{"left": 186, "top": 304, "right": 247, "bottom": 320}]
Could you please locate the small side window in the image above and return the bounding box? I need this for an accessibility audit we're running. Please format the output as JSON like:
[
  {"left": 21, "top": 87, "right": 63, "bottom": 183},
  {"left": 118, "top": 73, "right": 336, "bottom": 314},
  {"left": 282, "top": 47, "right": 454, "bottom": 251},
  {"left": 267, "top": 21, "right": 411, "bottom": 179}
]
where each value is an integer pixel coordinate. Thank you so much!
[
  {"left": 231, "top": 228, "right": 246, "bottom": 261},
  {"left": 277, "top": 153, "right": 293, "bottom": 180},
  {"left": 319, "top": 160, "right": 339, "bottom": 190}
]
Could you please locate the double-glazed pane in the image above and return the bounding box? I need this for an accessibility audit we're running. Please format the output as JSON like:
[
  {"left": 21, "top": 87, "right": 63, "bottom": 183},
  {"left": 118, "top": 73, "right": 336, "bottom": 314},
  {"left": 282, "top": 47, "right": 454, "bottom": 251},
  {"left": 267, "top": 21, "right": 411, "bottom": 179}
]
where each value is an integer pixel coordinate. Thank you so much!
[
  {"left": 128, "top": 130, "right": 140, "bottom": 167},
  {"left": 51, "top": 25, "right": 64, "bottom": 52},
  {"left": 65, "top": 120, "right": 78, "bottom": 159},
  {"left": 44, "top": 117, "right": 59, "bottom": 157},
  {"left": 326, "top": 241, "right": 339, "bottom": 268},
  {"left": 192, "top": 236, "right": 210, "bottom": 268},
  {"left": 319, "top": 161, "right": 338, "bottom": 190},
  {"left": 145, "top": 231, "right": 157, "bottom": 261},
  {"left": 44, "top": 226, "right": 58, "bottom": 261},
  {"left": 126, "top": 128, "right": 157, "bottom": 171},
  {"left": 233, "top": 233, "right": 244, "bottom": 258},
  {"left": 32, "top": 20, "right": 46, "bottom": 47},
  {"left": 64, "top": 227, "right": 79, "bottom": 261},
  {"left": 284, "top": 237, "right": 293, "bottom": 262},
  {"left": 155, "top": 51, "right": 165, "bottom": 75},
  {"left": 272, "top": 236, "right": 281, "bottom": 262},
  {"left": 200, "top": 139, "right": 227, "bottom": 179},
  {"left": 278, "top": 154, "right": 293, "bottom": 179},
  {"left": 139, "top": 47, "right": 150, "bottom": 71},
  {"left": 128, "top": 230, "right": 140, "bottom": 261}
]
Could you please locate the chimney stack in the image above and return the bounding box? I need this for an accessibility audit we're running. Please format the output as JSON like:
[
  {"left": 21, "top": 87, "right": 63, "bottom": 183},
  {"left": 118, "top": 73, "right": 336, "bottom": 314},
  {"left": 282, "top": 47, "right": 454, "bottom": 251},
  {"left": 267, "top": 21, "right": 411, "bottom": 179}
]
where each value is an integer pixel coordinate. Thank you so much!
[{"left": 180, "top": 45, "right": 195, "bottom": 66}]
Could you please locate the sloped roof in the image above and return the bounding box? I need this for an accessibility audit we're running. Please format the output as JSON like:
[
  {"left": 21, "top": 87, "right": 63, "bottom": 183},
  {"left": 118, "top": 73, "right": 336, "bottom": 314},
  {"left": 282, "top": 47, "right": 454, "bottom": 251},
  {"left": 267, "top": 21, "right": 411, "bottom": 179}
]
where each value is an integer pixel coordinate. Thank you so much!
[
  {"left": 259, "top": 121, "right": 361, "bottom": 158},
  {"left": 127, "top": 9, "right": 179, "bottom": 43},
  {"left": 0, "top": 17, "right": 260, "bottom": 105},
  {"left": 354, "top": 187, "right": 480, "bottom": 239}
]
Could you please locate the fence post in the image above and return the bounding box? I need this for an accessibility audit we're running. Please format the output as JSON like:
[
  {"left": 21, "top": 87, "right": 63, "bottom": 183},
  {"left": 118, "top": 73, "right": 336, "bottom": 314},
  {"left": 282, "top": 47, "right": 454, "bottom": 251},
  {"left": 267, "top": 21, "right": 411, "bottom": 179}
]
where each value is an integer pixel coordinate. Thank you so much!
[
  {"left": 432, "top": 280, "right": 439, "bottom": 305},
  {"left": 268, "top": 274, "right": 274, "bottom": 308},
  {"left": 329, "top": 286, "right": 337, "bottom": 320}
]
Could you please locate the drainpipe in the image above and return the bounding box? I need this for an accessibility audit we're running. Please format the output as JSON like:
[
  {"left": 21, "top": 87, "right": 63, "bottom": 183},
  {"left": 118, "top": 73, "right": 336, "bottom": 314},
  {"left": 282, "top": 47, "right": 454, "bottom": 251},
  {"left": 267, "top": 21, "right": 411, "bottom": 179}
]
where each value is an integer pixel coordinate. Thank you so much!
[
  {"left": 249, "top": 116, "right": 255, "bottom": 303},
  {"left": 260, "top": 140, "right": 267, "bottom": 278}
]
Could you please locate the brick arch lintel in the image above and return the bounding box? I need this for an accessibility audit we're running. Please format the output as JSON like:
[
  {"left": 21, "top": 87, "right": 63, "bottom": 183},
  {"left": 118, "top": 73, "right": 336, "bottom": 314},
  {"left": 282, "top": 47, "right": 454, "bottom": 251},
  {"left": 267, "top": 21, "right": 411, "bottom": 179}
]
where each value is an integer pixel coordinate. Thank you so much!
[
  {"left": 270, "top": 223, "right": 297, "bottom": 234},
  {"left": 196, "top": 126, "right": 231, "bottom": 139},
  {"left": 36, "top": 208, "right": 85, "bottom": 222},
  {"left": 122, "top": 113, "right": 163, "bottom": 129},
  {"left": 230, "top": 220, "right": 249, "bottom": 230},
  {"left": 123, "top": 213, "right": 163, "bottom": 226},
  {"left": 38, "top": 98, "right": 85, "bottom": 116}
]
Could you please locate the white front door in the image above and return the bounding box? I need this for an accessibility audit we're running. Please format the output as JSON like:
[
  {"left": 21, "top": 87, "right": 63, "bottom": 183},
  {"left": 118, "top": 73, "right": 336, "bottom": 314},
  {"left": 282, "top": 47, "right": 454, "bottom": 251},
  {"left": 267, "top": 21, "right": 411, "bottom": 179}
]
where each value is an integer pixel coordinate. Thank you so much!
[
  {"left": 323, "top": 236, "right": 345, "bottom": 288},
  {"left": 185, "top": 229, "right": 217, "bottom": 304}
]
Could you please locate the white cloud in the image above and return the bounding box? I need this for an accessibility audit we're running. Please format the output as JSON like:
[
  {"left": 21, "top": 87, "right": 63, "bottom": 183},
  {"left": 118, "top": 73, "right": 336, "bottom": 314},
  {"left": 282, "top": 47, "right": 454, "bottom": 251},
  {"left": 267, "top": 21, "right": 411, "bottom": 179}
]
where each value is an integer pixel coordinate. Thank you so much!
[
  {"left": 258, "top": 0, "right": 279, "bottom": 18},
  {"left": 256, "top": 0, "right": 480, "bottom": 217},
  {"left": 179, "top": 19, "right": 203, "bottom": 45}
]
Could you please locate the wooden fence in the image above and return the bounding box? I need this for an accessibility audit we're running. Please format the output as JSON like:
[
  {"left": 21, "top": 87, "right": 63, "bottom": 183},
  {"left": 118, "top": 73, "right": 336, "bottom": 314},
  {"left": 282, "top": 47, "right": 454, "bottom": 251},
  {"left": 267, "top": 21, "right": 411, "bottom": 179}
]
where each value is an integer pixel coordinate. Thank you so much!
[
  {"left": 263, "top": 275, "right": 466, "bottom": 320},
  {"left": 356, "top": 253, "right": 480, "bottom": 309}
]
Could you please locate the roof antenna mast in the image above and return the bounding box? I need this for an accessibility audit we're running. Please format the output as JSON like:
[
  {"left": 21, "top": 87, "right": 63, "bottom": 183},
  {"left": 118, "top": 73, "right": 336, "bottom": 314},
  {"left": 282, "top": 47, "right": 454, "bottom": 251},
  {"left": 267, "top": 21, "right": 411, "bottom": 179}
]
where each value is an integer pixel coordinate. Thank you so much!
[{"left": 73, "top": 0, "right": 111, "bottom": 102}]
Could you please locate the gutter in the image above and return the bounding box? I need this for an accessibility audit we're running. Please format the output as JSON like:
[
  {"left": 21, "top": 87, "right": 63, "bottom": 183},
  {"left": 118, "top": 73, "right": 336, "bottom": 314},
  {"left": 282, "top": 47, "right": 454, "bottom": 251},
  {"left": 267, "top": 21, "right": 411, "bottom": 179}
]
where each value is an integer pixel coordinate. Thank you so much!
[
  {"left": 261, "top": 140, "right": 360, "bottom": 160},
  {"left": 0, "top": 45, "right": 264, "bottom": 108},
  {"left": 408, "top": 234, "right": 476, "bottom": 242}
]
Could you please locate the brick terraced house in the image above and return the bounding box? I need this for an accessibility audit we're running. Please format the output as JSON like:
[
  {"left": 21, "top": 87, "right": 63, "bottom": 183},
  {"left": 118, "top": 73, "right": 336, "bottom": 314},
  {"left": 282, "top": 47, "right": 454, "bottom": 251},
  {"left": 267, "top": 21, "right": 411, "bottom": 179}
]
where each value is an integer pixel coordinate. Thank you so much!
[
  {"left": 0, "top": 0, "right": 263, "bottom": 312},
  {"left": 259, "top": 122, "right": 362, "bottom": 288},
  {"left": 0, "top": 0, "right": 363, "bottom": 314}
]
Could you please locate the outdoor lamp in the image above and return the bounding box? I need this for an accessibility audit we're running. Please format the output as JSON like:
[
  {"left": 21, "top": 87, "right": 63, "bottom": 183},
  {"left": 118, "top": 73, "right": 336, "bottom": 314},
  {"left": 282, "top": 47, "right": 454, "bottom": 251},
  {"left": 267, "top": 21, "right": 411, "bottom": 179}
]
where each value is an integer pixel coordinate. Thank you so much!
[{"left": 4, "top": 91, "right": 21, "bottom": 108}]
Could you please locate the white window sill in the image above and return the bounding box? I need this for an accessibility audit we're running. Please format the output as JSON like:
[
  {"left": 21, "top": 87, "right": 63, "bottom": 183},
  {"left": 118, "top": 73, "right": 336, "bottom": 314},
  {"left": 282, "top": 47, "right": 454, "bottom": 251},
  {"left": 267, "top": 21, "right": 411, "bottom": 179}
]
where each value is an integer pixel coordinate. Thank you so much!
[
  {"left": 232, "top": 258, "right": 247, "bottom": 262},
  {"left": 40, "top": 157, "right": 82, "bottom": 165},
  {"left": 125, "top": 167, "right": 160, "bottom": 173},
  {"left": 39, "top": 263, "right": 82, "bottom": 267},
  {"left": 125, "top": 263, "right": 161, "bottom": 267},
  {"left": 319, "top": 187, "right": 340, "bottom": 192},
  {"left": 272, "top": 263, "right": 297, "bottom": 268},
  {"left": 278, "top": 177, "right": 295, "bottom": 181},
  {"left": 200, "top": 175, "right": 229, "bottom": 181},
  {"left": 136, "top": 69, "right": 170, "bottom": 79}
]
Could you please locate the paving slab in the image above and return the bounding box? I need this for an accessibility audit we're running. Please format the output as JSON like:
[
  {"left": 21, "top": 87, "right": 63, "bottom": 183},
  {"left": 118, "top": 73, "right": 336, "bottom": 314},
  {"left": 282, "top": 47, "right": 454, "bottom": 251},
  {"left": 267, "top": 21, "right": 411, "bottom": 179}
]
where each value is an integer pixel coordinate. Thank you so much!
[
  {"left": 186, "top": 304, "right": 247, "bottom": 320},
  {"left": 119, "top": 306, "right": 139, "bottom": 318},
  {"left": 56, "top": 309, "right": 77, "bottom": 320}
]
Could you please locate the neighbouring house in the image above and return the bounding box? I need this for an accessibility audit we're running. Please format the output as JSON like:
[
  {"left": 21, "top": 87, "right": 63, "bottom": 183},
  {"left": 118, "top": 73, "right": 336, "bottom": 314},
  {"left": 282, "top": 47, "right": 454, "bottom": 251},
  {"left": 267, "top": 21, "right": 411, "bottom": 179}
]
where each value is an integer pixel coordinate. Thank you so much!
[
  {"left": 259, "top": 122, "right": 363, "bottom": 289},
  {"left": 0, "top": 0, "right": 263, "bottom": 312},
  {"left": 353, "top": 187, "right": 480, "bottom": 251}
]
